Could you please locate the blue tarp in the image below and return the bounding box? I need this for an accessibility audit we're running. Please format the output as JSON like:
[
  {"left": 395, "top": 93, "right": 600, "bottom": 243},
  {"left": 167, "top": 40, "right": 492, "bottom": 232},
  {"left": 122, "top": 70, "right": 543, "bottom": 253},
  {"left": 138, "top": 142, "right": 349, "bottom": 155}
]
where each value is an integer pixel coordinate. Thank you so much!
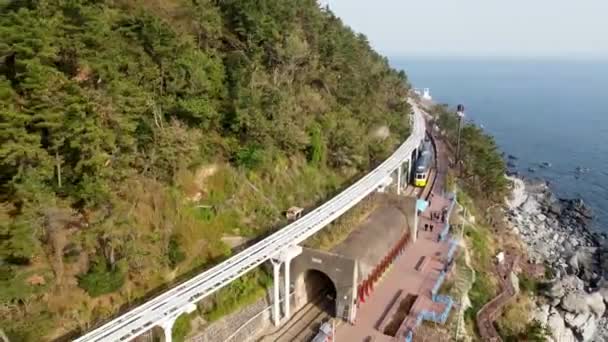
[{"left": 416, "top": 199, "right": 428, "bottom": 213}]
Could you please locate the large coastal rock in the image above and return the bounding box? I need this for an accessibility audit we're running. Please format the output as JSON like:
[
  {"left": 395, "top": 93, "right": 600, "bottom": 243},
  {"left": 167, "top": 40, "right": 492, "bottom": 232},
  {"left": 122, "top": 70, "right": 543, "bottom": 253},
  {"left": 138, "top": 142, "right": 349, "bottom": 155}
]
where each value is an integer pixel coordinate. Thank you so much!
[
  {"left": 534, "top": 304, "right": 551, "bottom": 326},
  {"left": 568, "top": 248, "right": 599, "bottom": 283},
  {"left": 578, "top": 316, "right": 597, "bottom": 342},
  {"left": 547, "top": 308, "right": 576, "bottom": 342},
  {"left": 564, "top": 311, "right": 590, "bottom": 330},
  {"left": 561, "top": 292, "right": 590, "bottom": 315},
  {"left": 599, "top": 279, "right": 608, "bottom": 304},
  {"left": 586, "top": 292, "right": 606, "bottom": 317}
]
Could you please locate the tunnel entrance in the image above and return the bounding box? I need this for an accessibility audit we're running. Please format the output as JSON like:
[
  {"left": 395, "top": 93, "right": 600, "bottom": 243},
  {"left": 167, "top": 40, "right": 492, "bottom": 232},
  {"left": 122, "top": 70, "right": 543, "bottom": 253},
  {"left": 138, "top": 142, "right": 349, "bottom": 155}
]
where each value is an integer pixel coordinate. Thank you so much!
[
  {"left": 290, "top": 248, "right": 357, "bottom": 323},
  {"left": 303, "top": 269, "right": 337, "bottom": 317}
]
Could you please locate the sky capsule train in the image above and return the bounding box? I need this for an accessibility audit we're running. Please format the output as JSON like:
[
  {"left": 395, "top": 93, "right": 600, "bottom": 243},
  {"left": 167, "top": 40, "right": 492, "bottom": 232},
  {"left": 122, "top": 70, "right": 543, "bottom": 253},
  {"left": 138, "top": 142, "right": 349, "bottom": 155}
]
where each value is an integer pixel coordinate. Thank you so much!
[{"left": 414, "top": 139, "right": 433, "bottom": 187}]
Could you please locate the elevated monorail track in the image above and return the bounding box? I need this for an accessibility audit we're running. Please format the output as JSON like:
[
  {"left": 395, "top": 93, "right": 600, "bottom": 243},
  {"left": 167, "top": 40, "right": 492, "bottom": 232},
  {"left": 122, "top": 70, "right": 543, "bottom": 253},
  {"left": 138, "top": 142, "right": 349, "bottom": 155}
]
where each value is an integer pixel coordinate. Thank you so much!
[{"left": 75, "top": 101, "right": 425, "bottom": 342}]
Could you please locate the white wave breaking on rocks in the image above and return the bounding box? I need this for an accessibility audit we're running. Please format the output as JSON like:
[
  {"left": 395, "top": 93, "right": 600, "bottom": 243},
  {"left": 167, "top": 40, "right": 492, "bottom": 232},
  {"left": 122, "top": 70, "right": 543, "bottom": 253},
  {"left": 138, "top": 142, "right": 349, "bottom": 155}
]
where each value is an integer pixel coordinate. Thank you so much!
[{"left": 505, "top": 176, "right": 608, "bottom": 342}]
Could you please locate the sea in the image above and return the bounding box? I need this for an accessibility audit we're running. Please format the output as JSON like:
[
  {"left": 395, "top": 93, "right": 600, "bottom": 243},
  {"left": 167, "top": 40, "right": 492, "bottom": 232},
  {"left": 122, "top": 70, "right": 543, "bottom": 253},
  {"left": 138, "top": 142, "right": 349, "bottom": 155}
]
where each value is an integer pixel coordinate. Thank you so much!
[{"left": 392, "top": 58, "right": 608, "bottom": 233}]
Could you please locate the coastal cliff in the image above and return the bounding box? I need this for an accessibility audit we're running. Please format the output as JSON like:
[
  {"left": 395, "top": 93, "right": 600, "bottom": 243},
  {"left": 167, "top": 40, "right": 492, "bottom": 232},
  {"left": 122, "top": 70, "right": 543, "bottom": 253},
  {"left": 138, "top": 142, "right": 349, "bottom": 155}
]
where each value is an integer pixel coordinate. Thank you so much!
[{"left": 506, "top": 177, "right": 608, "bottom": 341}]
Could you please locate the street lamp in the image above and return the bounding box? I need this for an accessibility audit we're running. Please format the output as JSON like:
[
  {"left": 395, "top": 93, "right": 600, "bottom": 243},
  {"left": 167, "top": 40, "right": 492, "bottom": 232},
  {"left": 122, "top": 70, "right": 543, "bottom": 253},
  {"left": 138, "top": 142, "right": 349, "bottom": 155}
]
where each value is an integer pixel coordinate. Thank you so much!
[{"left": 455, "top": 104, "right": 465, "bottom": 165}]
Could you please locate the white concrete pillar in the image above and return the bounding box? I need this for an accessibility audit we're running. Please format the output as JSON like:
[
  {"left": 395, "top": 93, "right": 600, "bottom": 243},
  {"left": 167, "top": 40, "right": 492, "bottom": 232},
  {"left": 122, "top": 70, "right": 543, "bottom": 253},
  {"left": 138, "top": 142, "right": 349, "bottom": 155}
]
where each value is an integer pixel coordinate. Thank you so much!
[
  {"left": 283, "top": 259, "right": 291, "bottom": 319},
  {"left": 411, "top": 148, "right": 417, "bottom": 172},
  {"left": 160, "top": 319, "right": 175, "bottom": 342},
  {"left": 408, "top": 157, "right": 413, "bottom": 183},
  {"left": 271, "top": 260, "right": 281, "bottom": 326},
  {"left": 397, "top": 164, "right": 402, "bottom": 195}
]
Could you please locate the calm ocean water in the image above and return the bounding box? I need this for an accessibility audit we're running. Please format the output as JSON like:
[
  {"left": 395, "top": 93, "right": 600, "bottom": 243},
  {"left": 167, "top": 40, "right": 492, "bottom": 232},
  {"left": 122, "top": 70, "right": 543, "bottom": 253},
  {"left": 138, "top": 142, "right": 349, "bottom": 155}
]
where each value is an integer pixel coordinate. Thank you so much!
[{"left": 392, "top": 58, "right": 608, "bottom": 233}]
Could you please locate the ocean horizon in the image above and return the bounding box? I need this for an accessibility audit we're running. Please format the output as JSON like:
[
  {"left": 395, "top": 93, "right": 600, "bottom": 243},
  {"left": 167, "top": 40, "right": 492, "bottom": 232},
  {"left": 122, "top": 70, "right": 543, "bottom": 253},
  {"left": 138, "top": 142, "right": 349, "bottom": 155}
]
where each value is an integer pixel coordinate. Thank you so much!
[{"left": 392, "top": 57, "right": 608, "bottom": 233}]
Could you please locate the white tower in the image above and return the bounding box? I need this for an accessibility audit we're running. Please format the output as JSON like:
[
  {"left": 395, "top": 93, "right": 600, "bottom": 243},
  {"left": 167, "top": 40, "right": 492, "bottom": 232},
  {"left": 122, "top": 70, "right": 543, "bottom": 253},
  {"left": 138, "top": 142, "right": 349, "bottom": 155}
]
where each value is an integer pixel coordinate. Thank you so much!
[
  {"left": 422, "top": 88, "right": 432, "bottom": 101},
  {"left": 318, "top": 0, "right": 330, "bottom": 9}
]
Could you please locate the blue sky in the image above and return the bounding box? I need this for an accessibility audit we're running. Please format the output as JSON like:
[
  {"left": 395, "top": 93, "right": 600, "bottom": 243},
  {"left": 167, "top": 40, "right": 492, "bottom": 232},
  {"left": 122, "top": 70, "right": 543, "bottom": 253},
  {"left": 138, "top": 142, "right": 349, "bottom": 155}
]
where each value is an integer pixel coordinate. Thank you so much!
[{"left": 324, "top": 0, "right": 608, "bottom": 59}]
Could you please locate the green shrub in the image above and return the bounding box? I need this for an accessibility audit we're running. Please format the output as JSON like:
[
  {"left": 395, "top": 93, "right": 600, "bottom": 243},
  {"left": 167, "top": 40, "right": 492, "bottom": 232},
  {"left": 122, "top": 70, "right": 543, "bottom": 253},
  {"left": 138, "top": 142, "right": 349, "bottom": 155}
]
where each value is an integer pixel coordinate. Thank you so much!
[
  {"left": 519, "top": 275, "right": 539, "bottom": 295},
  {"left": 234, "top": 145, "right": 266, "bottom": 170},
  {"left": 168, "top": 235, "right": 186, "bottom": 268},
  {"left": 308, "top": 125, "right": 326, "bottom": 167},
  {"left": 498, "top": 319, "right": 549, "bottom": 342},
  {"left": 78, "top": 259, "right": 125, "bottom": 297}
]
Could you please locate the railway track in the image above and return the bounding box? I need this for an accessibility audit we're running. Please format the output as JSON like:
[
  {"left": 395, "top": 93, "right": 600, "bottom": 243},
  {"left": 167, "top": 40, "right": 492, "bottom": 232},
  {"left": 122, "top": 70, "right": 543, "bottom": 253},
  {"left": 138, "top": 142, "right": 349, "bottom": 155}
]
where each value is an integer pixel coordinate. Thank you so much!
[{"left": 258, "top": 291, "right": 334, "bottom": 342}]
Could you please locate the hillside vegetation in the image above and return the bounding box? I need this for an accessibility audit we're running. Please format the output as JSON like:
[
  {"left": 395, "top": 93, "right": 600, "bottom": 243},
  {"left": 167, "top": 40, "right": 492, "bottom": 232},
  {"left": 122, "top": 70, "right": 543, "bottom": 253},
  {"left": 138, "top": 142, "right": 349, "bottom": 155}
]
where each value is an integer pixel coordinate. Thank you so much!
[
  {"left": 430, "top": 104, "right": 508, "bottom": 200},
  {"left": 0, "top": 0, "right": 412, "bottom": 340}
]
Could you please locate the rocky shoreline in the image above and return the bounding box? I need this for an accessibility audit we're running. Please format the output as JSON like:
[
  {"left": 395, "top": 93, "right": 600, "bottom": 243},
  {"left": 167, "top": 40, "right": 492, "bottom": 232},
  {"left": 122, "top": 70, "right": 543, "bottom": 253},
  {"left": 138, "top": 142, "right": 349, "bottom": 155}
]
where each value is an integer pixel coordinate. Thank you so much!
[{"left": 505, "top": 176, "right": 608, "bottom": 342}]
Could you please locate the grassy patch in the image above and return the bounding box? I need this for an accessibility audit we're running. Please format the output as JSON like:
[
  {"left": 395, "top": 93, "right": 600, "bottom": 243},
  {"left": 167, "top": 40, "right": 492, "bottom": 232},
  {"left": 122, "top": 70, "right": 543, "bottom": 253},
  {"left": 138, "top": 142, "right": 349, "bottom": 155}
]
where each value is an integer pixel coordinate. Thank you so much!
[
  {"left": 4, "top": 310, "right": 55, "bottom": 342},
  {"left": 519, "top": 274, "right": 541, "bottom": 295},
  {"left": 465, "top": 224, "right": 495, "bottom": 271},
  {"left": 203, "top": 268, "right": 271, "bottom": 322},
  {"left": 465, "top": 271, "right": 497, "bottom": 322},
  {"left": 304, "top": 195, "right": 378, "bottom": 250},
  {"left": 497, "top": 318, "right": 549, "bottom": 342},
  {"left": 172, "top": 313, "right": 194, "bottom": 342},
  {"left": 495, "top": 294, "right": 538, "bottom": 341}
]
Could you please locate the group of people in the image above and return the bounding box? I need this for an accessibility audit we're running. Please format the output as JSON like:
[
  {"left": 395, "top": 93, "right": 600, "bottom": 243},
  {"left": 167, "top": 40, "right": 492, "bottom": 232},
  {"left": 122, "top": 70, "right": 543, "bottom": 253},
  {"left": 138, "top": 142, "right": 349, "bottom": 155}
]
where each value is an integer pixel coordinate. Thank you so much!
[
  {"left": 430, "top": 207, "right": 448, "bottom": 224},
  {"left": 421, "top": 206, "right": 449, "bottom": 242}
]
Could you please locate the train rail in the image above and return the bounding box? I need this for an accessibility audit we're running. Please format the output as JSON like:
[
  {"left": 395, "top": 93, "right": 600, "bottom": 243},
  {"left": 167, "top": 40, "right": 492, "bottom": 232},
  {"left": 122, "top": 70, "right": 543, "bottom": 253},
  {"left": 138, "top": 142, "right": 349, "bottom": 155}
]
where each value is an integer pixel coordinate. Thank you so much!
[{"left": 258, "top": 291, "right": 334, "bottom": 342}]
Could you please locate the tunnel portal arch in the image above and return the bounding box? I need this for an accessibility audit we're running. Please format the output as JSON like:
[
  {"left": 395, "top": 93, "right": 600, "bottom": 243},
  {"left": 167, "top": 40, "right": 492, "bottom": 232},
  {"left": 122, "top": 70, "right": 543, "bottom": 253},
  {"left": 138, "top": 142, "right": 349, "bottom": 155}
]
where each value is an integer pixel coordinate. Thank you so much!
[
  {"left": 300, "top": 268, "right": 337, "bottom": 316},
  {"left": 290, "top": 248, "right": 357, "bottom": 322}
]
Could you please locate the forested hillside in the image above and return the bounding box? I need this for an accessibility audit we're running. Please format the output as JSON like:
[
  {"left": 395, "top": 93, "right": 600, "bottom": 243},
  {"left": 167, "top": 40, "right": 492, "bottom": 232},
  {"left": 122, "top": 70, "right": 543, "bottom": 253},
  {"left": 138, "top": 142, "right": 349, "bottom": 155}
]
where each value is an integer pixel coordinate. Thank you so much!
[{"left": 0, "top": 0, "right": 411, "bottom": 340}]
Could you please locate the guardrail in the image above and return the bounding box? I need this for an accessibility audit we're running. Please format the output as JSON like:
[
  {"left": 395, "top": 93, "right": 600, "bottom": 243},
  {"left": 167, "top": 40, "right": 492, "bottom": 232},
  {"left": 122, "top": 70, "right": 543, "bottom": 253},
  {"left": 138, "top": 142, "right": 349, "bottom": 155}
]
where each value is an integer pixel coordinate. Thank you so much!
[
  {"left": 404, "top": 294, "right": 454, "bottom": 341},
  {"left": 439, "top": 193, "right": 457, "bottom": 242},
  {"left": 446, "top": 239, "right": 459, "bottom": 263},
  {"left": 422, "top": 295, "right": 453, "bottom": 324},
  {"left": 431, "top": 271, "right": 446, "bottom": 301},
  {"left": 405, "top": 330, "right": 413, "bottom": 342}
]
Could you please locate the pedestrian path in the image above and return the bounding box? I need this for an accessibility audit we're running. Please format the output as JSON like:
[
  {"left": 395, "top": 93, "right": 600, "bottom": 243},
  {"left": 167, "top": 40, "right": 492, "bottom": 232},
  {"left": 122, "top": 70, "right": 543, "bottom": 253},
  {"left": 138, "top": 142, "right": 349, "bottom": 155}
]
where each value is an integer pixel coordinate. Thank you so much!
[{"left": 336, "top": 191, "right": 457, "bottom": 341}]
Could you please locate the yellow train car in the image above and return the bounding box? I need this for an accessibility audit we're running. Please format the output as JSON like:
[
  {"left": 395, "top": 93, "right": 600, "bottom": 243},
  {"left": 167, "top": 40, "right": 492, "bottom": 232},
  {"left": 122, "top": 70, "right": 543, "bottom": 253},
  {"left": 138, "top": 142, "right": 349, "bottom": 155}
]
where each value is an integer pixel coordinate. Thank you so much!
[
  {"left": 413, "top": 140, "right": 433, "bottom": 187},
  {"left": 414, "top": 171, "right": 429, "bottom": 187}
]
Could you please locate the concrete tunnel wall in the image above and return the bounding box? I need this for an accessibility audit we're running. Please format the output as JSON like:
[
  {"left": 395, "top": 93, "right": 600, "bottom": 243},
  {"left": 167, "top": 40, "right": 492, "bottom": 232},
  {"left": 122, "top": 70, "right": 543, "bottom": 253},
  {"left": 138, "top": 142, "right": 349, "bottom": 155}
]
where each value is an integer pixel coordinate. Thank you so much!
[
  {"left": 332, "top": 194, "right": 418, "bottom": 281},
  {"left": 290, "top": 248, "right": 358, "bottom": 322},
  {"left": 289, "top": 194, "right": 418, "bottom": 323}
]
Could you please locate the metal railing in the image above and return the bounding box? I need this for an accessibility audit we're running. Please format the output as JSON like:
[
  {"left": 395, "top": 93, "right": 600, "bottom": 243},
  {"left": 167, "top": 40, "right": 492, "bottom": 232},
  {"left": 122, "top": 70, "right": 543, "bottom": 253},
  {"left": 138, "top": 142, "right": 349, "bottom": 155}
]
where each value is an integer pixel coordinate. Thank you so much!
[
  {"left": 446, "top": 239, "right": 459, "bottom": 263},
  {"left": 431, "top": 271, "right": 446, "bottom": 301},
  {"left": 439, "top": 193, "right": 457, "bottom": 242}
]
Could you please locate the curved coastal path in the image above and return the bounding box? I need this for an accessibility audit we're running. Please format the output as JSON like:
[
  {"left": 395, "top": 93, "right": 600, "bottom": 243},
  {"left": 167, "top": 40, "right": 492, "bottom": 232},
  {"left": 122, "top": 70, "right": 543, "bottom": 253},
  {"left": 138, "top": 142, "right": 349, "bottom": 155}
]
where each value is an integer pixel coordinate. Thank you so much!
[{"left": 476, "top": 254, "right": 519, "bottom": 341}]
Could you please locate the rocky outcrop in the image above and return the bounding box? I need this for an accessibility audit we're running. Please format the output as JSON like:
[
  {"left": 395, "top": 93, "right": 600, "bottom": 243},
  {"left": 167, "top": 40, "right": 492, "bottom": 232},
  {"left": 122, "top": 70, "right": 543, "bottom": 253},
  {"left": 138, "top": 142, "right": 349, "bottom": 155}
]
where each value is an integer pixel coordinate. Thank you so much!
[
  {"left": 506, "top": 176, "right": 608, "bottom": 342},
  {"left": 561, "top": 292, "right": 590, "bottom": 315},
  {"left": 586, "top": 292, "right": 606, "bottom": 318}
]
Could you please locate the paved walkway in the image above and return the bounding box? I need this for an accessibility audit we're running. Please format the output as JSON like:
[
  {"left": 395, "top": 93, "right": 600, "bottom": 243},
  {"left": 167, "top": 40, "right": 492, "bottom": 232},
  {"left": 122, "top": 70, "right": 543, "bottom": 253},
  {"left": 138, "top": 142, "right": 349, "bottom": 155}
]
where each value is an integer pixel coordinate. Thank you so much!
[{"left": 336, "top": 193, "right": 453, "bottom": 341}]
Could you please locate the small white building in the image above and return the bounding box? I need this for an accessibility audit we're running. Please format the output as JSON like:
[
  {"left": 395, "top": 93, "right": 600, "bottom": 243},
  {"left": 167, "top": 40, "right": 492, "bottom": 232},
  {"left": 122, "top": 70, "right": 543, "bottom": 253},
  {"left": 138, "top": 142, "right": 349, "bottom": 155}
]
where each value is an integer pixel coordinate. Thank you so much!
[{"left": 496, "top": 251, "right": 505, "bottom": 264}]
